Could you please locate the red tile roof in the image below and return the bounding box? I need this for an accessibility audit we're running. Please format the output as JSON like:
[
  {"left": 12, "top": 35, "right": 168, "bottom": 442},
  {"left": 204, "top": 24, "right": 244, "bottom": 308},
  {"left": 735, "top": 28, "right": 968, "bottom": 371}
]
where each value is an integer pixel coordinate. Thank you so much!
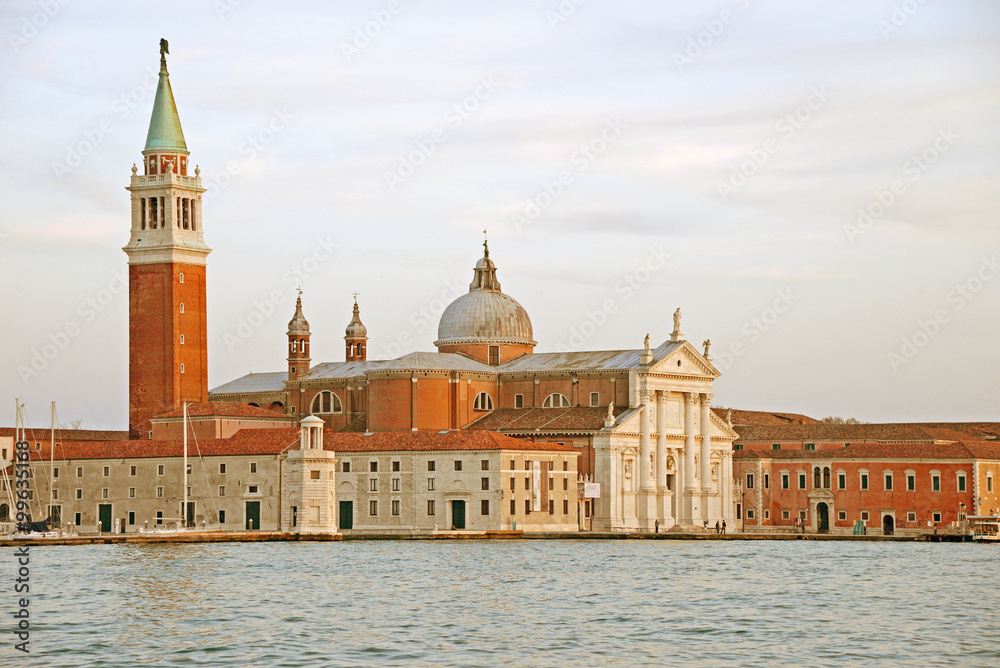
[
  {"left": 463, "top": 407, "right": 620, "bottom": 432},
  {"left": 732, "top": 423, "right": 1000, "bottom": 443},
  {"left": 151, "top": 402, "right": 294, "bottom": 420},
  {"left": 711, "top": 408, "right": 821, "bottom": 426},
  {"left": 0, "top": 427, "right": 128, "bottom": 442},
  {"left": 735, "top": 439, "right": 1000, "bottom": 461},
  {"left": 28, "top": 429, "right": 301, "bottom": 461},
  {"left": 326, "top": 430, "right": 577, "bottom": 453}
]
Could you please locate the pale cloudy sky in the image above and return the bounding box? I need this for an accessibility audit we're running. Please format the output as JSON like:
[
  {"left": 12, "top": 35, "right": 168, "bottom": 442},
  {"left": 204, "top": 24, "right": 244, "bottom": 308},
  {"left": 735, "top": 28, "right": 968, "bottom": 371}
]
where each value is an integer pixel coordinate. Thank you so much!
[{"left": 1, "top": 1, "right": 998, "bottom": 430}]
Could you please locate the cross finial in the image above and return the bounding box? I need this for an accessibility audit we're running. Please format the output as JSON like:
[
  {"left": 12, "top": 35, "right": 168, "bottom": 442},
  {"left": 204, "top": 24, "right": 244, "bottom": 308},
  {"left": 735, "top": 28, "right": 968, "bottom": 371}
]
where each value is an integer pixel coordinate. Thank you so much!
[
  {"left": 352, "top": 291, "right": 360, "bottom": 304},
  {"left": 296, "top": 285, "right": 302, "bottom": 297}
]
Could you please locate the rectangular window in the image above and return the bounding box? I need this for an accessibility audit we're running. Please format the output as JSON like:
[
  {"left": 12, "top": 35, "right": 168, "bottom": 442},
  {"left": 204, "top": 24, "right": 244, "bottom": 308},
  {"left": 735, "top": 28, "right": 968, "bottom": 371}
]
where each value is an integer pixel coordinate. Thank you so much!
[
  {"left": 548, "top": 499, "right": 555, "bottom": 515},
  {"left": 764, "top": 510, "right": 770, "bottom": 520},
  {"left": 932, "top": 512, "right": 941, "bottom": 523},
  {"left": 157, "top": 464, "right": 164, "bottom": 476},
  {"left": 128, "top": 511, "right": 135, "bottom": 526},
  {"left": 989, "top": 476, "right": 994, "bottom": 493},
  {"left": 884, "top": 473, "right": 893, "bottom": 491},
  {"left": 481, "top": 460, "right": 489, "bottom": 471},
  {"left": 838, "top": 511, "right": 847, "bottom": 521},
  {"left": 427, "top": 461, "right": 435, "bottom": 472},
  {"left": 219, "top": 510, "right": 226, "bottom": 523},
  {"left": 515, "top": 394, "right": 524, "bottom": 408},
  {"left": 907, "top": 512, "right": 916, "bottom": 523},
  {"left": 52, "top": 489, "right": 59, "bottom": 500},
  {"left": 427, "top": 500, "right": 435, "bottom": 516},
  {"left": 128, "top": 487, "right": 136, "bottom": 498},
  {"left": 734, "top": 444, "right": 744, "bottom": 451},
  {"left": 250, "top": 462, "right": 257, "bottom": 474},
  {"left": 342, "top": 462, "right": 350, "bottom": 473},
  {"left": 454, "top": 460, "right": 463, "bottom": 471},
  {"left": 77, "top": 466, "right": 83, "bottom": 478},
  {"left": 804, "top": 443, "right": 816, "bottom": 450},
  {"left": 525, "top": 477, "right": 530, "bottom": 490},
  {"left": 746, "top": 509, "right": 755, "bottom": 519},
  {"left": 860, "top": 474, "right": 869, "bottom": 490},
  {"left": 156, "top": 511, "right": 163, "bottom": 525},
  {"left": 103, "top": 466, "right": 110, "bottom": 477},
  {"left": 907, "top": 474, "right": 915, "bottom": 491},
  {"left": 130, "top": 465, "right": 137, "bottom": 476},
  {"left": 510, "top": 499, "right": 516, "bottom": 515},
  {"left": 860, "top": 511, "right": 870, "bottom": 522},
  {"left": 958, "top": 475, "right": 967, "bottom": 492},
  {"left": 156, "top": 486, "right": 164, "bottom": 498},
  {"left": 525, "top": 499, "right": 531, "bottom": 515},
  {"left": 562, "top": 499, "right": 569, "bottom": 515},
  {"left": 53, "top": 467, "right": 59, "bottom": 479},
  {"left": 510, "top": 477, "right": 515, "bottom": 491},
  {"left": 369, "top": 478, "right": 378, "bottom": 492},
  {"left": 392, "top": 461, "right": 400, "bottom": 472},
  {"left": 369, "top": 500, "right": 378, "bottom": 516},
  {"left": 370, "top": 461, "right": 378, "bottom": 472},
  {"left": 219, "top": 485, "right": 226, "bottom": 497},
  {"left": 488, "top": 345, "right": 499, "bottom": 365},
  {"left": 248, "top": 485, "right": 258, "bottom": 494},
  {"left": 563, "top": 478, "right": 568, "bottom": 491},
  {"left": 219, "top": 463, "right": 227, "bottom": 475},
  {"left": 781, "top": 510, "right": 790, "bottom": 520},
  {"left": 838, "top": 473, "right": 846, "bottom": 490},
  {"left": 764, "top": 473, "right": 770, "bottom": 489},
  {"left": 781, "top": 473, "right": 789, "bottom": 490},
  {"left": 482, "top": 499, "right": 490, "bottom": 516},
  {"left": 428, "top": 478, "right": 435, "bottom": 491},
  {"left": 391, "top": 478, "right": 400, "bottom": 491},
  {"left": 932, "top": 475, "right": 940, "bottom": 492},
  {"left": 391, "top": 500, "right": 400, "bottom": 516},
  {"left": 590, "top": 392, "right": 600, "bottom": 407},
  {"left": 798, "top": 473, "right": 807, "bottom": 489},
  {"left": 75, "top": 488, "right": 82, "bottom": 500},
  {"left": 771, "top": 444, "right": 781, "bottom": 451},
  {"left": 310, "top": 470, "right": 320, "bottom": 480},
  {"left": 481, "top": 477, "right": 490, "bottom": 491},
  {"left": 75, "top": 512, "right": 82, "bottom": 526},
  {"left": 746, "top": 473, "right": 754, "bottom": 489},
  {"left": 548, "top": 477, "right": 553, "bottom": 491}
]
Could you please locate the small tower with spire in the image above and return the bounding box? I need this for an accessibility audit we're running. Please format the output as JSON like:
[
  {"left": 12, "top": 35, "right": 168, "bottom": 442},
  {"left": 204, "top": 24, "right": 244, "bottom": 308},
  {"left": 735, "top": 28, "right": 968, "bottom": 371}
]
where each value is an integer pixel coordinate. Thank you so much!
[
  {"left": 287, "top": 290, "right": 311, "bottom": 380},
  {"left": 123, "top": 39, "right": 210, "bottom": 437},
  {"left": 345, "top": 294, "right": 368, "bottom": 362}
]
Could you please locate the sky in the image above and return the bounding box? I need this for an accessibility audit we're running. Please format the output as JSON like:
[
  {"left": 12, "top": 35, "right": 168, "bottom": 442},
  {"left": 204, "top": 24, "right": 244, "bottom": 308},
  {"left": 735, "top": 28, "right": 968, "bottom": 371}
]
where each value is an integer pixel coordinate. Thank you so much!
[{"left": 1, "top": 1, "right": 998, "bottom": 430}]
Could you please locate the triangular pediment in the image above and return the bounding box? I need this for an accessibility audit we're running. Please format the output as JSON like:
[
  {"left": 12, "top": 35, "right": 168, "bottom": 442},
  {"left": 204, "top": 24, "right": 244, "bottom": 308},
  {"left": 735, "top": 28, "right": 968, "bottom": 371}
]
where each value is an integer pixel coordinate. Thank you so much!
[{"left": 648, "top": 340, "right": 720, "bottom": 378}]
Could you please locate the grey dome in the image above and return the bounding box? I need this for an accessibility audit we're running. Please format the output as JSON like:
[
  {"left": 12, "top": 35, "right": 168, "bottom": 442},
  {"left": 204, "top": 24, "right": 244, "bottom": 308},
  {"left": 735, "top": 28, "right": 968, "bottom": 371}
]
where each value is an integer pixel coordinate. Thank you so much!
[
  {"left": 435, "top": 241, "right": 535, "bottom": 347},
  {"left": 345, "top": 299, "right": 367, "bottom": 339},
  {"left": 287, "top": 295, "right": 310, "bottom": 336},
  {"left": 435, "top": 290, "right": 535, "bottom": 346}
]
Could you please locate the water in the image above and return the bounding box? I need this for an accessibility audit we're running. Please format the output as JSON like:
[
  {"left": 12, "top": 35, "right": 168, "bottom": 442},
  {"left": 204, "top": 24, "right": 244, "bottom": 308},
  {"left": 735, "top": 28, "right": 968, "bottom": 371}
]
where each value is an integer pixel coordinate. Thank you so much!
[{"left": 4, "top": 540, "right": 999, "bottom": 666}]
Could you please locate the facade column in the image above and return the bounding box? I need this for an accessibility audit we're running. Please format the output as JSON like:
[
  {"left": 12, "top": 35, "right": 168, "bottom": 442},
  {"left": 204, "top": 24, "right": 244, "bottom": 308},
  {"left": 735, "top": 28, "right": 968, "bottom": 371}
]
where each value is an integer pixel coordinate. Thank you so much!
[
  {"left": 655, "top": 390, "right": 670, "bottom": 525},
  {"left": 683, "top": 392, "right": 697, "bottom": 524},
  {"left": 637, "top": 391, "right": 656, "bottom": 529},
  {"left": 700, "top": 392, "right": 713, "bottom": 522}
]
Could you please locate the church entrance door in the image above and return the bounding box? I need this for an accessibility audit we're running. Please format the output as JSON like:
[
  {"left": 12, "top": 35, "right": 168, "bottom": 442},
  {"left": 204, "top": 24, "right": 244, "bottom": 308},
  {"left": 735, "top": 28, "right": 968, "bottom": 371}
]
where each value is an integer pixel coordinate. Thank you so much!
[
  {"left": 817, "top": 502, "right": 829, "bottom": 533},
  {"left": 883, "top": 514, "right": 894, "bottom": 535}
]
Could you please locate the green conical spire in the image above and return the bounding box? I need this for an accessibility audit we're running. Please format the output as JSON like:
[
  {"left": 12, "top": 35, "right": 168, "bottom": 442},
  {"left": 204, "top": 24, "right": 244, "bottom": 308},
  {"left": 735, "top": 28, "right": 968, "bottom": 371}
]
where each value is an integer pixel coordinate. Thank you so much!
[{"left": 144, "top": 39, "right": 188, "bottom": 154}]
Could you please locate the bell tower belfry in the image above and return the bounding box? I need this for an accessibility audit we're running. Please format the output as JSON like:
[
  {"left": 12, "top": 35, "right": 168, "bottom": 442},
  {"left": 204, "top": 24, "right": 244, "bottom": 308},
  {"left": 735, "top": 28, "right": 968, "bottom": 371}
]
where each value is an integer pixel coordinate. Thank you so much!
[
  {"left": 287, "top": 291, "right": 311, "bottom": 380},
  {"left": 124, "top": 39, "right": 210, "bottom": 437}
]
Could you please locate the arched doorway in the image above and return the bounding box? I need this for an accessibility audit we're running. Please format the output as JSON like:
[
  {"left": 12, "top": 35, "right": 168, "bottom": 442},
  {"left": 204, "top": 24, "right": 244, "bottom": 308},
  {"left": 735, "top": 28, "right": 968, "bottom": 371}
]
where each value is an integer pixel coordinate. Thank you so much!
[
  {"left": 882, "top": 514, "right": 894, "bottom": 535},
  {"left": 817, "top": 502, "right": 829, "bottom": 533}
]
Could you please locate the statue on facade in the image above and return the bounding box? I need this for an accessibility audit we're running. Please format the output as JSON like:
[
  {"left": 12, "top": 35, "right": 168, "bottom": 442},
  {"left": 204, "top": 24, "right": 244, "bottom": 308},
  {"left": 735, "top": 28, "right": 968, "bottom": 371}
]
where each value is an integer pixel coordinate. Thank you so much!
[
  {"left": 703, "top": 339, "right": 711, "bottom": 357},
  {"left": 673, "top": 308, "right": 681, "bottom": 332},
  {"left": 607, "top": 402, "right": 614, "bottom": 420},
  {"left": 643, "top": 333, "right": 650, "bottom": 352}
]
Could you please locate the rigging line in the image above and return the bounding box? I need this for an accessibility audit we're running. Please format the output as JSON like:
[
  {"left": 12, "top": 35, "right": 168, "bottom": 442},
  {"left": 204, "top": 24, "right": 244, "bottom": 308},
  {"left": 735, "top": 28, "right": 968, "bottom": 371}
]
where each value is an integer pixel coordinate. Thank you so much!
[{"left": 189, "top": 421, "right": 222, "bottom": 522}]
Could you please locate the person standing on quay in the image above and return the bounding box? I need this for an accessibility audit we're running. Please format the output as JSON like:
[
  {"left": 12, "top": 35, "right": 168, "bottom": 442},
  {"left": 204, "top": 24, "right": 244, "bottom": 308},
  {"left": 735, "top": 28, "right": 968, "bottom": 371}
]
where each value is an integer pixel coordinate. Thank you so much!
[
  {"left": 722, "top": 520, "right": 727, "bottom": 534},
  {"left": 715, "top": 520, "right": 721, "bottom": 534}
]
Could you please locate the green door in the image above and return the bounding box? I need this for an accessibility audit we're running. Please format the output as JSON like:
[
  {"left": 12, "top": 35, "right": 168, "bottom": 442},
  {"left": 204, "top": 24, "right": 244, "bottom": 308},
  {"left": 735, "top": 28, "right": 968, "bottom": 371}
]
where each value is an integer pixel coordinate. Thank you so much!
[
  {"left": 452, "top": 500, "right": 466, "bottom": 530},
  {"left": 98, "top": 504, "right": 112, "bottom": 532},
  {"left": 339, "top": 501, "right": 353, "bottom": 530},
  {"left": 246, "top": 501, "right": 260, "bottom": 530}
]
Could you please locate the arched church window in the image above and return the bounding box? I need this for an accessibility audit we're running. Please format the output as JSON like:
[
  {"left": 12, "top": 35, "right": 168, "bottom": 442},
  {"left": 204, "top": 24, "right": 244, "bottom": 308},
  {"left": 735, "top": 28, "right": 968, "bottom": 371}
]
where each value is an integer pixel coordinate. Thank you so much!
[
  {"left": 823, "top": 467, "right": 831, "bottom": 489},
  {"left": 543, "top": 393, "right": 570, "bottom": 408},
  {"left": 356, "top": 343, "right": 364, "bottom": 357},
  {"left": 473, "top": 392, "right": 494, "bottom": 411},
  {"left": 814, "top": 467, "right": 821, "bottom": 489},
  {"left": 311, "top": 391, "right": 343, "bottom": 414}
]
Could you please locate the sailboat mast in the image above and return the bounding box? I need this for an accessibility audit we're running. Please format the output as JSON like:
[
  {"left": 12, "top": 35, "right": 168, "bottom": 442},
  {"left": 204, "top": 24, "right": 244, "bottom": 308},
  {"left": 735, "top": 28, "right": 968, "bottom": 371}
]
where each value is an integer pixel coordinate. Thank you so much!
[
  {"left": 49, "top": 401, "right": 55, "bottom": 524},
  {"left": 183, "top": 402, "right": 188, "bottom": 527}
]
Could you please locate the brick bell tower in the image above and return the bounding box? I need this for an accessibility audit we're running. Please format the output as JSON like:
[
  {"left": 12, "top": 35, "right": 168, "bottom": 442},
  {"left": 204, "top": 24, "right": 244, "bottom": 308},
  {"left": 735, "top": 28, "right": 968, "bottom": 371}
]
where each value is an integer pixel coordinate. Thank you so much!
[
  {"left": 124, "top": 39, "right": 210, "bottom": 437},
  {"left": 287, "top": 290, "right": 311, "bottom": 381}
]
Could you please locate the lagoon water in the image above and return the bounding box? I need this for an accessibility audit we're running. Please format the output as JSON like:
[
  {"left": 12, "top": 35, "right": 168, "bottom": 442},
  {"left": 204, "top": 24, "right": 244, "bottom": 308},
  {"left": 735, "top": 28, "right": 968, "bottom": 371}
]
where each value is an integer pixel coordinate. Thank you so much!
[{"left": 5, "top": 540, "right": 1000, "bottom": 667}]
